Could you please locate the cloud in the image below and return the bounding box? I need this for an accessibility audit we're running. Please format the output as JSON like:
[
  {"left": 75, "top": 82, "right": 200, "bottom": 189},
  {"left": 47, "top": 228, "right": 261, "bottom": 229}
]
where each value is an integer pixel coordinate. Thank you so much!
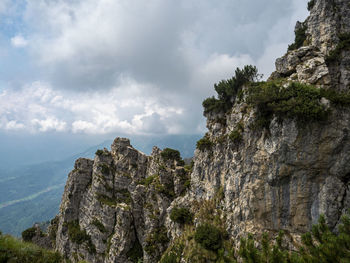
[
  {"left": 11, "top": 35, "right": 28, "bottom": 47},
  {"left": 0, "top": 0, "right": 310, "bottom": 135},
  {"left": 22, "top": 0, "right": 308, "bottom": 90},
  {"left": 0, "top": 79, "right": 188, "bottom": 134}
]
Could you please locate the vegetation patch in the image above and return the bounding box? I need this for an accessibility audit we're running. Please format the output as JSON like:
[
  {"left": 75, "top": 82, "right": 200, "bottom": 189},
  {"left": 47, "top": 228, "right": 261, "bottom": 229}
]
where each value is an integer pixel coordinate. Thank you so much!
[
  {"left": 196, "top": 135, "right": 213, "bottom": 151},
  {"left": 238, "top": 213, "right": 350, "bottom": 262},
  {"left": 138, "top": 174, "right": 158, "bottom": 186},
  {"left": 145, "top": 226, "right": 169, "bottom": 257},
  {"left": 229, "top": 123, "right": 244, "bottom": 144},
  {"left": 98, "top": 163, "right": 110, "bottom": 174},
  {"left": 91, "top": 218, "right": 106, "bottom": 233},
  {"left": 97, "top": 190, "right": 131, "bottom": 206},
  {"left": 194, "top": 223, "right": 222, "bottom": 251},
  {"left": 307, "top": 0, "right": 315, "bottom": 11},
  {"left": 161, "top": 148, "right": 183, "bottom": 163},
  {"left": 170, "top": 207, "right": 193, "bottom": 225},
  {"left": 288, "top": 23, "right": 307, "bottom": 51},
  {"left": 21, "top": 227, "right": 37, "bottom": 242},
  {"left": 65, "top": 220, "right": 96, "bottom": 254},
  {"left": 202, "top": 65, "right": 260, "bottom": 115},
  {"left": 326, "top": 33, "right": 350, "bottom": 64},
  {"left": 247, "top": 81, "right": 330, "bottom": 129},
  {"left": 126, "top": 237, "right": 143, "bottom": 263},
  {"left": 0, "top": 233, "right": 63, "bottom": 263},
  {"left": 160, "top": 242, "right": 184, "bottom": 263}
]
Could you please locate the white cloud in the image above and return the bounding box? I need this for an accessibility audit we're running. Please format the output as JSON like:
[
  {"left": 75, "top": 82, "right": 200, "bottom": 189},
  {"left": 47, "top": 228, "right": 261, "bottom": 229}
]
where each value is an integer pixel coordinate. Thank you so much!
[
  {"left": 0, "top": 79, "right": 187, "bottom": 134},
  {"left": 11, "top": 35, "right": 28, "bottom": 47},
  {"left": 0, "top": 0, "right": 310, "bottom": 135}
]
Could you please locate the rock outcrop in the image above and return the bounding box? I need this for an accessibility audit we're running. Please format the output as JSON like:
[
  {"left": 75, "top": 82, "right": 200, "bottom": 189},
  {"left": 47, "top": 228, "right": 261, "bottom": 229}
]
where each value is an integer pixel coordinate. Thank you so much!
[
  {"left": 271, "top": 0, "right": 350, "bottom": 91},
  {"left": 47, "top": 0, "right": 350, "bottom": 262},
  {"left": 52, "top": 138, "right": 189, "bottom": 262}
]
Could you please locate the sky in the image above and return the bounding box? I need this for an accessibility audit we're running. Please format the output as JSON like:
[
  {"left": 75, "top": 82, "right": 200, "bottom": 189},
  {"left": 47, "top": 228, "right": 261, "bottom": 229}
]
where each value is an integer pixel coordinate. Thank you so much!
[{"left": 0, "top": 0, "right": 310, "bottom": 137}]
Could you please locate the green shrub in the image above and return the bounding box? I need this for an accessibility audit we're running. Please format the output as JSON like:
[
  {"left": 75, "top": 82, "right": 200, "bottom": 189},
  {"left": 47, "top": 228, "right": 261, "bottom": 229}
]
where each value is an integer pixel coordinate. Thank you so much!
[
  {"left": 145, "top": 226, "right": 169, "bottom": 256},
  {"left": 126, "top": 238, "right": 143, "bottom": 263},
  {"left": 196, "top": 136, "right": 213, "bottom": 151},
  {"left": 66, "top": 220, "right": 96, "bottom": 254},
  {"left": 202, "top": 65, "right": 260, "bottom": 115},
  {"left": 161, "top": 148, "right": 182, "bottom": 163},
  {"left": 288, "top": 23, "right": 307, "bottom": 51},
  {"left": 247, "top": 81, "right": 329, "bottom": 128},
  {"left": 139, "top": 174, "right": 158, "bottom": 186},
  {"left": 98, "top": 163, "right": 110, "bottom": 174},
  {"left": 95, "top": 149, "right": 104, "bottom": 156},
  {"left": 91, "top": 218, "right": 106, "bottom": 233},
  {"left": 202, "top": 97, "right": 227, "bottom": 115},
  {"left": 307, "top": 0, "right": 315, "bottom": 11},
  {"left": 229, "top": 129, "right": 242, "bottom": 143},
  {"left": 0, "top": 234, "right": 63, "bottom": 263},
  {"left": 326, "top": 33, "right": 350, "bottom": 64},
  {"left": 238, "top": 212, "right": 350, "bottom": 262},
  {"left": 22, "top": 227, "right": 36, "bottom": 242},
  {"left": 66, "top": 220, "right": 89, "bottom": 245},
  {"left": 160, "top": 252, "right": 178, "bottom": 263},
  {"left": 170, "top": 207, "right": 193, "bottom": 224},
  {"left": 194, "top": 223, "right": 222, "bottom": 251}
]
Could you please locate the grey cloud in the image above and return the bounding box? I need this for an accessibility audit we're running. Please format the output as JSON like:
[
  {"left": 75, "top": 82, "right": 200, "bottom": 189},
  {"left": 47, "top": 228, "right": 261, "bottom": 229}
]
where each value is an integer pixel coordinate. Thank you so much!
[{"left": 25, "top": 0, "right": 307, "bottom": 92}]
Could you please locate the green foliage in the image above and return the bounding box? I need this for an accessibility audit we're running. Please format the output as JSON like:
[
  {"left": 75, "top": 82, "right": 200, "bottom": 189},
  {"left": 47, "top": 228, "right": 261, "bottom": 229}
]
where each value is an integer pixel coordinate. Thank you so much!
[
  {"left": 66, "top": 220, "right": 96, "bottom": 254},
  {"left": 161, "top": 252, "right": 178, "bottom": 263},
  {"left": 98, "top": 163, "right": 110, "bottom": 174},
  {"left": 202, "top": 97, "right": 227, "bottom": 115},
  {"left": 97, "top": 189, "right": 131, "bottom": 206},
  {"left": 326, "top": 33, "right": 350, "bottom": 64},
  {"left": 139, "top": 174, "right": 158, "bottom": 186},
  {"left": 95, "top": 149, "right": 104, "bottom": 156},
  {"left": 91, "top": 218, "right": 106, "bottom": 233},
  {"left": 307, "top": 0, "right": 315, "bottom": 11},
  {"left": 238, "top": 212, "right": 350, "bottom": 263},
  {"left": 170, "top": 207, "right": 193, "bottom": 225},
  {"left": 194, "top": 223, "right": 222, "bottom": 251},
  {"left": 229, "top": 123, "right": 244, "bottom": 144},
  {"left": 0, "top": 234, "right": 63, "bottom": 263},
  {"left": 21, "top": 226, "right": 36, "bottom": 242},
  {"left": 161, "top": 148, "right": 182, "bottom": 163},
  {"left": 145, "top": 226, "right": 169, "bottom": 258},
  {"left": 160, "top": 242, "right": 184, "bottom": 263},
  {"left": 288, "top": 23, "right": 307, "bottom": 51},
  {"left": 202, "top": 65, "right": 260, "bottom": 115},
  {"left": 127, "top": 238, "right": 143, "bottom": 263},
  {"left": 247, "top": 81, "right": 329, "bottom": 129},
  {"left": 196, "top": 135, "right": 213, "bottom": 151}
]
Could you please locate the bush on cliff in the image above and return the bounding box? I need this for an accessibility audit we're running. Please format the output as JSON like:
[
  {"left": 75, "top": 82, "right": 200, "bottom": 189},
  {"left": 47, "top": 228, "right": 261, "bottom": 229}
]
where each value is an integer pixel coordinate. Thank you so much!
[
  {"left": 202, "top": 65, "right": 260, "bottom": 115},
  {"left": 194, "top": 223, "right": 222, "bottom": 251},
  {"left": 0, "top": 233, "right": 63, "bottom": 263},
  {"left": 239, "top": 212, "right": 350, "bottom": 262},
  {"left": 170, "top": 206, "right": 193, "bottom": 225}
]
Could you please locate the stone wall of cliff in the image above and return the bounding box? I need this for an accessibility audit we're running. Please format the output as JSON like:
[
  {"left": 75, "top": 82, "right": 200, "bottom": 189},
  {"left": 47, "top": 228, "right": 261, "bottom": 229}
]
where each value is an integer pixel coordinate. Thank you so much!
[{"left": 48, "top": 0, "right": 350, "bottom": 262}]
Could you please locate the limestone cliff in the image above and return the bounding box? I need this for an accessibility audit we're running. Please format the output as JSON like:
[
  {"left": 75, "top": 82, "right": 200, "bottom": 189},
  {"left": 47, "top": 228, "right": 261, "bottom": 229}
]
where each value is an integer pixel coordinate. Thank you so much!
[{"left": 48, "top": 0, "right": 350, "bottom": 262}]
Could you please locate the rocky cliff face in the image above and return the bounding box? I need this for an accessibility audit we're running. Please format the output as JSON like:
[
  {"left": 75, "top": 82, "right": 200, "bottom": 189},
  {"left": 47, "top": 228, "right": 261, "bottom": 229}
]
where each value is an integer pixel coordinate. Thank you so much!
[
  {"left": 48, "top": 0, "right": 350, "bottom": 262},
  {"left": 51, "top": 138, "right": 189, "bottom": 262},
  {"left": 271, "top": 0, "right": 350, "bottom": 91}
]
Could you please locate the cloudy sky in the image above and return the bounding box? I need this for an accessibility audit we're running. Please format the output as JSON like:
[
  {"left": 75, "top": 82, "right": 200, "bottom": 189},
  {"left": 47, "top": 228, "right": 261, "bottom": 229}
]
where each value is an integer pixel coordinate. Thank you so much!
[{"left": 0, "top": 0, "right": 309, "bottom": 136}]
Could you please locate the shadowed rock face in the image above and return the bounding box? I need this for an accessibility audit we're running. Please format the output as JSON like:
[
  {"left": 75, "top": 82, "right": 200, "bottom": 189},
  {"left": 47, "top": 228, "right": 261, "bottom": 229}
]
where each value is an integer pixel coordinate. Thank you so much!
[{"left": 49, "top": 0, "right": 350, "bottom": 262}]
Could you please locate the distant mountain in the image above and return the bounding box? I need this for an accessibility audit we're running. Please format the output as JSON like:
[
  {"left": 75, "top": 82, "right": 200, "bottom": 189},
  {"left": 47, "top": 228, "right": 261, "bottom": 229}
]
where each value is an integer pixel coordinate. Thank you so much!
[{"left": 0, "top": 134, "right": 201, "bottom": 236}]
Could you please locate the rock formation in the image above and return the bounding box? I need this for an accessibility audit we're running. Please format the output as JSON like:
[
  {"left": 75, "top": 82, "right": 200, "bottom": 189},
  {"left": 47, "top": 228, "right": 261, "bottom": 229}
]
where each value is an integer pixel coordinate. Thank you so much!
[{"left": 47, "top": 0, "right": 350, "bottom": 262}]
